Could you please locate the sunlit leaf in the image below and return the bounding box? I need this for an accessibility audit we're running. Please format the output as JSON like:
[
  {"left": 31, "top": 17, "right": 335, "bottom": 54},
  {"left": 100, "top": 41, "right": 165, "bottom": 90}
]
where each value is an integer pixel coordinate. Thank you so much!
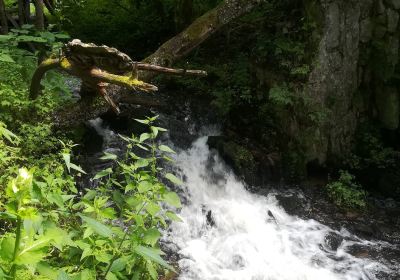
[
  {"left": 165, "top": 173, "right": 183, "bottom": 185},
  {"left": 0, "top": 236, "right": 15, "bottom": 261},
  {"left": 100, "top": 152, "right": 118, "bottom": 160},
  {"left": 159, "top": 145, "right": 175, "bottom": 154},
  {"left": 143, "top": 228, "right": 161, "bottom": 246},
  {"left": 134, "top": 246, "right": 174, "bottom": 271},
  {"left": 163, "top": 192, "right": 182, "bottom": 208},
  {"left": 79, "top": 215, "right": 113, "bottom": 238},
  {"left": 93, "top": 168, "right": 113, "bottom": 180},
  {"left": 166, "top": 211, "right": 182, "bottom": 222},
  {"left": 138, "top": 180, "right": 153, "bottom": 193}
]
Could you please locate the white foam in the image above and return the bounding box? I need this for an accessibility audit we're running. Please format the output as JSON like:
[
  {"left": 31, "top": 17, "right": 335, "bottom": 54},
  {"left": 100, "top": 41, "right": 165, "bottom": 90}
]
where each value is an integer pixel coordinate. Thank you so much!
[{"left": 163, "top": 137, "right": 392, "bottom": 280}]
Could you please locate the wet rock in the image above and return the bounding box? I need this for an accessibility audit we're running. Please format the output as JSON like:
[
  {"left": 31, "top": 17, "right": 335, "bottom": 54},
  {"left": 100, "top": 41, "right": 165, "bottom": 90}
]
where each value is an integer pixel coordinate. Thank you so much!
[
  {"left": 207, "top": 136, "right": 278, "bottom": 187},
  {"left": 387, "top": 9, "right": 399, "bottom": 32},
  {"left": 385, "top": 0, "right": 400, "bottom": 10},
  {"left": 377, "top": 0, "right": 387, "bottom": 14},
  {"left": 375, "top": 86, "right": 399, "bottom": 130},
  {"left": 326, "top": 3, "right": 340, "bottom": 50},
  {"left": 275, "top": 192, "right": 311, "bottom": 216},
  {"left": 206, "top": 210, "right": 215, "bottom": 227},
  {"left": 350, "top": 224, "right": 376, "bottom": 238},
  {"left": 324, "top": 232, "right": 343, "bottom": 251},
  {"left": 360, "top": 18, "right": 373, "bottom": 43}
]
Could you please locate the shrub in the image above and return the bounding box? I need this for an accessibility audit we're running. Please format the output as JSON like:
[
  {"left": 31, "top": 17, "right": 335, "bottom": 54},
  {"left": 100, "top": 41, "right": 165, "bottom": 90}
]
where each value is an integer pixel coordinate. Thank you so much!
[
  {"left": 0, "top": 118, "right": 182, "bottom": 279},
  {"left": 326, "top": 171, "right": 367, "bottom": 210}
]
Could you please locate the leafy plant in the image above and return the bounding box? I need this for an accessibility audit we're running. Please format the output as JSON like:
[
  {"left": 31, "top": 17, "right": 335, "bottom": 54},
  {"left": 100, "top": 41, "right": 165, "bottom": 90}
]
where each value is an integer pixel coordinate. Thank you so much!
[
  {"left": 326, "top": 171, "right": 367, "bottom": 210},
  {"left": 0, "top": 118, "right": 182, "bottom": 279}
]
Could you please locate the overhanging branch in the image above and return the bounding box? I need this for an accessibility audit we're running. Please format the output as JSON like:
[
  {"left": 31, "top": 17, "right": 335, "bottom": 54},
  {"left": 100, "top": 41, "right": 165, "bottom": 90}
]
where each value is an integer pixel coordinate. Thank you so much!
[{"left": 49, "top": 0, "right": 264, "bottom": 127}]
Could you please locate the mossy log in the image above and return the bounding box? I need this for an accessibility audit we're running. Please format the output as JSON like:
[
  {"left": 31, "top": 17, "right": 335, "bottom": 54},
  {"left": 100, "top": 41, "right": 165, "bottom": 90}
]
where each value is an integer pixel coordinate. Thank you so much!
[{"left": 46, "top": 0, "right": 264, "bottom": 127}]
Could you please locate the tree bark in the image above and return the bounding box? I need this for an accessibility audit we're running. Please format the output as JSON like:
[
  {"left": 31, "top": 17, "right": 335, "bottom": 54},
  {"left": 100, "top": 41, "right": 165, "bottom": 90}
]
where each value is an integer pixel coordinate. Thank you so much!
[
  {"left": 49, "top": 0, "right": 264, "bottom": 127},
  {"left": 24, "top": 0, "right": 30, "bottom": 23},
  {"left": 33, "top": 0, "right": 44, "bottom": 30},
  {"left": 141, "top": 0, "right": 263, "bottom": 80},
  {"left": 0, "top": 0, "right": 8, "bottom": 34},
  {"left": 18, "top": 0, "right": 26, "bottom": 25}
]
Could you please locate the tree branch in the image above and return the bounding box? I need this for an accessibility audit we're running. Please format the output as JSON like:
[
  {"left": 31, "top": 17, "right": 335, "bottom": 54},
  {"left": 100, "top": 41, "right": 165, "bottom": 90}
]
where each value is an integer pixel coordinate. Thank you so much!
[{"left": 48, "top": 0, "right": 264, "bottom": 127}]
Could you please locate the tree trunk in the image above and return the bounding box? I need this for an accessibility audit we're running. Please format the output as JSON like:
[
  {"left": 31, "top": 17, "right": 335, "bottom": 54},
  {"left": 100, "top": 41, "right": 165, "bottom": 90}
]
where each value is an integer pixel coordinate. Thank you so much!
[
  {"left": 0, "top": 0, "right": 8, "bottom": 34},
  {"left": 33, "top": 0, "right": 44, "bottom": 30},
  {"left": 44, "top": 0, "right": 55, "bottom": 16},
  {"left": 18, "top": 0, "right": 26, "bottom": 25},
  {"left": 141, "top": 0, "right": 263, "bottom": 80},
  {"left": 24, "top": 0, "right": 30, "bottom": 23},
  {"left": 47, "top": 0, "right": 264, "bottom": 127}
]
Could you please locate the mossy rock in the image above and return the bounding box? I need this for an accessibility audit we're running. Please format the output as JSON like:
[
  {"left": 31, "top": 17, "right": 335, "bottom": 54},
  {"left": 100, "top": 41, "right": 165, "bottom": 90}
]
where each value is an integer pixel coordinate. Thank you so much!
[{"left": 207, "top": 136, "right": 258, "bottom": 184}]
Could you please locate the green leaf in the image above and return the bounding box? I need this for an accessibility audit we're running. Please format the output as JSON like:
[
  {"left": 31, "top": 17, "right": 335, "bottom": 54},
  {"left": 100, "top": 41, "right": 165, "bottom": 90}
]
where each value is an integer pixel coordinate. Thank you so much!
[
  {"left": 165, "top": 173, "right": 183, "bottom": 186},
  {"left": 0, "top": 35, "right": 13, "bottom": 42},
  {"left": 69, "top": 163, "right": 87, "bottom": 174},
  {"left": 138, "top": 180, "right": 153, "bottom": 193},
  {"left": 15, "top": 248, "right": 47, "bottom": 265},
  {"left": 163, "top": 192, "right": 182, "bottom": 208},
  {"left": 47, "top": 193, "right": 65, "bottom": 208},
  {"left": 54, "top": 33, "right": 70, "bottom": 39},
  {"left": 100, "top": 152, "right": 118, "bottom": 160},
  {"left": 17, "top": 35, "right": 48, "bottom": 43},
  {"left": 79, "top": 215, "right": 113, "bottom": 238},
  {"left": 153, "top": 126, "right": 167, "bottom": 132},
  {"left": 134, "top": 246, "right": 174, "bottom": 271},
  {"left": 147, "top": 261, "right": 158, "bottom": 280},
  {"left": 110, "top": 257, "right": 127, "bottom": 272},
  {"left": 57, "top": 270, "right": 71, "bottom": 280},
  {"left": 140, "top": 133, "right": 151, "bottom": 142},
  {"left": 146, "top": 202, "right": 161, "bottom": 217},
  {"left": 0, "top": 236, "right": 15, "bottom": 261},
  {"left": 150, "top": 126, "right": 158, "bottom": 137},
  {"left": 93, "top": 168, "right": 113, "bottom": 180},
  {"left": 135, "top": 158, "right": 149, "bottom": 168},
  {"left": 95, "top": 251, "right": 112, "bottom": 263},
  {"left": 0, "top": 53, "right": 15, "bottom": 63},
  {"left": 134, "top": 118, "right": 150, "bottom": 124},
  {"left": 0, "top": 212, "right": 17, "bottom": 220},
  {"left": 143, "top": 228, "right": 161, "bottom": 246},
  {"left": 159, "top": 145, "right": 176, "bottom": 154},
  {"left": 136, "top": 144, "right": 149, "bottom": 151},
  {"left": 62, "top": 153, "right": 71, "bottom": 172},
  {"left": 37, "top": 261, "right": 59, "bottom": 279},
  {"left": 105, "top": 272, "right": 118, "bottom": 280},
  {"left": 166, "top": 211, "right": 182, "bottom": 222}
]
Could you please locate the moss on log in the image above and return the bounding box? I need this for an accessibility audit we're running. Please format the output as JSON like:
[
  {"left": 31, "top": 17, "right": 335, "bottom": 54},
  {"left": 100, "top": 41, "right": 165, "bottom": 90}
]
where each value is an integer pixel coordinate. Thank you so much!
[{"left": 46, "top": 0, "right": 264, "bottom": 127}]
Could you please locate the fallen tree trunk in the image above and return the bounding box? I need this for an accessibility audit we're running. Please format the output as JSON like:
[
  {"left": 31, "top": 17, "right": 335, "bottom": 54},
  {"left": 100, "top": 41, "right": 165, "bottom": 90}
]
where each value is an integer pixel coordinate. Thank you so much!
[{"left": 50, "top": 0, "right": 264, "bottom": 127}]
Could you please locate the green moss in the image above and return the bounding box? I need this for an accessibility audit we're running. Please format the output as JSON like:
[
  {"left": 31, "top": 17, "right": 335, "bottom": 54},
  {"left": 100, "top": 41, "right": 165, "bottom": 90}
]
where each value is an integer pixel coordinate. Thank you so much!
[{"left": 223, "top": 141, "right": 256, "bottom": 172}]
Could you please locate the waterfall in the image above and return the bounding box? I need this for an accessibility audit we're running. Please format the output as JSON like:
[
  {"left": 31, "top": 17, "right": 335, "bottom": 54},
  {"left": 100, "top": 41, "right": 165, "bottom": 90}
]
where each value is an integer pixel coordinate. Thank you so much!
[
  {"left": 163, "top": 137, "right": 395, "bottom": 280},
  {"left": 85, "top": 118, "right": 398, "bottom": 280}
]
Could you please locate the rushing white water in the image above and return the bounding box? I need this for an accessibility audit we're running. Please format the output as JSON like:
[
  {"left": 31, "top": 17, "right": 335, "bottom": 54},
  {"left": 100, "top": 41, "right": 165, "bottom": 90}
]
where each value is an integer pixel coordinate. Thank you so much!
[{"left": 163, "top": 136, "right": 393, "bottom": 280}]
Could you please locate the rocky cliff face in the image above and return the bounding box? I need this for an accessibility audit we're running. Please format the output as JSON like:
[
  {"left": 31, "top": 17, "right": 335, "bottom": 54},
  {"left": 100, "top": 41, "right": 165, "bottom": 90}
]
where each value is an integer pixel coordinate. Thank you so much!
[{"left": 306, "top": 0, "right": 399, "bottom": 164}]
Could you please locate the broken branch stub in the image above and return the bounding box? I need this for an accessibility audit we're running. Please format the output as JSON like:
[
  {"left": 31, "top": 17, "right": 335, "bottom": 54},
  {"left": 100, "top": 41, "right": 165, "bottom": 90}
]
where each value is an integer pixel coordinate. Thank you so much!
[{"left": 29, "top": 39, "right": 207, "bottom": 114}]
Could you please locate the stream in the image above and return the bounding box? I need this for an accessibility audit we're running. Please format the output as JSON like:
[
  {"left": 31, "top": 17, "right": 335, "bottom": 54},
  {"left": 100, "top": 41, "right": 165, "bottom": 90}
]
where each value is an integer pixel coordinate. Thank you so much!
[{"left": 80, "top": 107, "right": 400, "bottom": 280}]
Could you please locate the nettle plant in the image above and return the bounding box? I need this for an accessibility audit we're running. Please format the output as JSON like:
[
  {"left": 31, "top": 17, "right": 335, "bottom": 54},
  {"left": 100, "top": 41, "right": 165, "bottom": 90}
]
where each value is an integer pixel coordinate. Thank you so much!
[{"left": 0, "top": 117, "right": 182, "bottom": 279}]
